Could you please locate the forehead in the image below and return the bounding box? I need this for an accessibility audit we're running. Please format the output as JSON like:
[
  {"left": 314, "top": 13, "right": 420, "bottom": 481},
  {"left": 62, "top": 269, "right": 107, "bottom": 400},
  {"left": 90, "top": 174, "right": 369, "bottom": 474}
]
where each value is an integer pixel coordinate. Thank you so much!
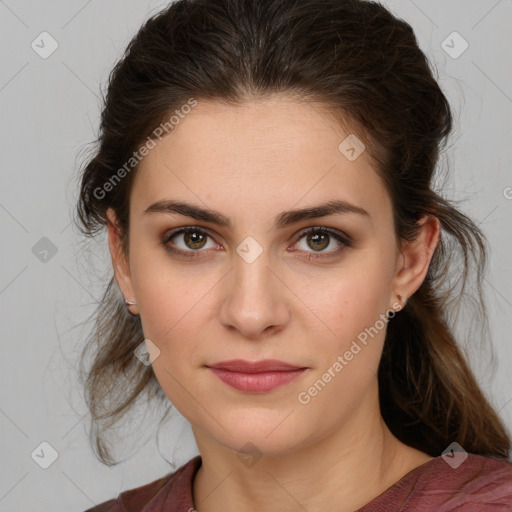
[{"left": 131, "top": 96, "right": 391, "bottom": 226}]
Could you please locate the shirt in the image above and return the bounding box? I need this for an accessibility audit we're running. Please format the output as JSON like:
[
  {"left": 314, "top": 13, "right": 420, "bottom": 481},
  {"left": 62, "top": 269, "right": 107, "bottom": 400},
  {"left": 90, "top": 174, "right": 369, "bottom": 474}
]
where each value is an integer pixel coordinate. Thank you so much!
[{"left": 84, "top": 453, "right": 512, "bottom": 511}]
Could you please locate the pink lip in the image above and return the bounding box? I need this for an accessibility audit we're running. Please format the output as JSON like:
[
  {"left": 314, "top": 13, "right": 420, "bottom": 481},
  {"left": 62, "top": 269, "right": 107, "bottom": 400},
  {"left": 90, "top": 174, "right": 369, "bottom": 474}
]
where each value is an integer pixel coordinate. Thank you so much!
[
  {"left": 206, "top": 359, "right": 308, "bottom": 393},
  {"left": 207, "top": 359, "right": 305, "bottom": 372}
]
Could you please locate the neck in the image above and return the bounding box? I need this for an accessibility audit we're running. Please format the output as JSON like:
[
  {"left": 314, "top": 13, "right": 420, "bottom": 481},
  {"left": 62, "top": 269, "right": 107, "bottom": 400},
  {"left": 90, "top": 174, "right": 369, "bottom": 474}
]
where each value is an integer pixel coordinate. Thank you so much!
[{"left": 191, "top": 383, "right": 432, "bottom": 512}]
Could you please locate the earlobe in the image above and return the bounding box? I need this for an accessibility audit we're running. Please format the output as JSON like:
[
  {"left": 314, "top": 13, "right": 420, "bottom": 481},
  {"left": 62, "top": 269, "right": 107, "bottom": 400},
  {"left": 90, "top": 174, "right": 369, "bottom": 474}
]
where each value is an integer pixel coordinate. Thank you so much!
[
  {"left": 106, "top": 208, "right": 137, "bottom": 312},
  {"left": 393, "top": 215, "right": 441, "bottom": 303}
]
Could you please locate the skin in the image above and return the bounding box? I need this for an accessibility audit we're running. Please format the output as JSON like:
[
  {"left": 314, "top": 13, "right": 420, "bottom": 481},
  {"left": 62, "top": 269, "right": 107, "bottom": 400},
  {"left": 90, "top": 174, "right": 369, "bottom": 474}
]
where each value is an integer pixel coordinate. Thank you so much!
[{"left": 106, "top": 95, "right": 440, "bottom": 512}]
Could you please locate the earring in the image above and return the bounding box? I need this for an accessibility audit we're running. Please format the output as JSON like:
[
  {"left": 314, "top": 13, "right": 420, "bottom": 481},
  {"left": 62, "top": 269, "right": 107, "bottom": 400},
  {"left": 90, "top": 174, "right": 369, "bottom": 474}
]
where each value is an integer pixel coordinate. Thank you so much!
[{"left": 124, "top": 299, "right": 138, "bottom": 316}]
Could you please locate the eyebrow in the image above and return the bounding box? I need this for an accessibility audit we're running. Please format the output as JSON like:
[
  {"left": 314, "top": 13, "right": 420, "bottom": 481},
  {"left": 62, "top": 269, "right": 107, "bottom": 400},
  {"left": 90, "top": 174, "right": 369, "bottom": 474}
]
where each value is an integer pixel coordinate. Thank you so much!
[{"left": 143, "top": 199, "right": 370, "bottom": 229}]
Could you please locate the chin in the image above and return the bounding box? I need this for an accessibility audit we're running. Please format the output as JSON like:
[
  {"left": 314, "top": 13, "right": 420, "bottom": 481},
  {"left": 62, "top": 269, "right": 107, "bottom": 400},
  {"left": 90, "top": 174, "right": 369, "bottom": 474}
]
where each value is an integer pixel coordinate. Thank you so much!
[{"left": 210, "top": 413, "right": 313, "bottom": 457}]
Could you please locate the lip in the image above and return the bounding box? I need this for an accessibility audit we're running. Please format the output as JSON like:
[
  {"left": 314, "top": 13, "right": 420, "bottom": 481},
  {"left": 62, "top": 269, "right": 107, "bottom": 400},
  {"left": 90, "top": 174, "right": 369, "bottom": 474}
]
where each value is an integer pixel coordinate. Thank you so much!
[
  {"left": 207, "top": 359, "right": 305, "bottom": 372},
  {"left": 206, "top": 359, "right": 308, "bottom": 393}
]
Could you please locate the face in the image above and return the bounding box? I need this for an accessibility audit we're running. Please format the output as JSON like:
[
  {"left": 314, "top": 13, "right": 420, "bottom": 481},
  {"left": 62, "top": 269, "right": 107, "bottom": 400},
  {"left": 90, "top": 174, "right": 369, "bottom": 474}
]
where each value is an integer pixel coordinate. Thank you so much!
[{"left": 107, "top": 95, "right": 438, "bottom": 458}]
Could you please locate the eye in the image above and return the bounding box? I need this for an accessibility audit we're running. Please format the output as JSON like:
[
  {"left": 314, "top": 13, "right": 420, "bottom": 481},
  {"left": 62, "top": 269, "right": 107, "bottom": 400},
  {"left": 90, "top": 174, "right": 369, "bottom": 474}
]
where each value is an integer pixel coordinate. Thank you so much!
[
  {"left": 161, "top": 226, "right": 217, "bottom": 258},
  {"left": 292, "top": 227, "right": 351, "bottom": 258}
]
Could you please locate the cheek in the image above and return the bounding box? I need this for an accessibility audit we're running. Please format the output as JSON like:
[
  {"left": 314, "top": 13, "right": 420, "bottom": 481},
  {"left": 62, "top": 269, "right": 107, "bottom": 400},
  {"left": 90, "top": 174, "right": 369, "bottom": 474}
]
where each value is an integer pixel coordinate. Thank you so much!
[
  {"left": 305, "top": 261, "right": 391, "bottom": 348},
  {"left": 137, "top": 272, "right": 206, "bottom": 360},
  {"left": 293, "top": 281, "right": 389, "bottom": 427},
  {"left": 136, "top": 267, "right": 208, "bottom": 417},
  {"left": 295, "top": 259, "right": 392, "bottom": 407},
  {"left": 132, "top": 242, "right": 206, "bottom": 333},
  {"left": 132, "top": 250, "right": 215, "bottom": 393}
]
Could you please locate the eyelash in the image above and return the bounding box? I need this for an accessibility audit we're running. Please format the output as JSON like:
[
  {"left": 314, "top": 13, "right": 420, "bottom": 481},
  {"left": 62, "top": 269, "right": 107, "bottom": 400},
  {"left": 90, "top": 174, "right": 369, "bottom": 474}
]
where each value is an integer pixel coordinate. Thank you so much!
[{"left": 160, "top": 226, "right": 352, "bottom": 260}]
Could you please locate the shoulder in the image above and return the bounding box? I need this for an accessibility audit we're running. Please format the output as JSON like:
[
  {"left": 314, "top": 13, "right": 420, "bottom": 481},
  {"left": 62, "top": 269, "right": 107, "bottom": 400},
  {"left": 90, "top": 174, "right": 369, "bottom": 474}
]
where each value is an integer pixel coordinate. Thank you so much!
[
  {"left": 83, "top": 455, "right": 202, "bottom": 512},
  {"left": 360, "top": 453, "right": 512, "bottom": 511},
  {"left": 417, "top": 453, "right": 512, "bottom": 502}
]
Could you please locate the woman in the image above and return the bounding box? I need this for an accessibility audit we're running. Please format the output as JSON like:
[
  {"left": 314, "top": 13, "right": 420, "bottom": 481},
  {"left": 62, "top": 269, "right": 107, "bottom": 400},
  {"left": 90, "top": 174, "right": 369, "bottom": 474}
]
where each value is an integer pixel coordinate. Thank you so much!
[{"left": 76, "top": 0, "right": 512, "bottom": 510}]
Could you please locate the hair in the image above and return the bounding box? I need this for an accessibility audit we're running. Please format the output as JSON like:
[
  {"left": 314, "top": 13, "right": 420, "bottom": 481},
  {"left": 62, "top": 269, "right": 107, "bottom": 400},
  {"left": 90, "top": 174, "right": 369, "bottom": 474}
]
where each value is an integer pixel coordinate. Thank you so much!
[{"left": 75, "top": 0, "right": 511, "bottom": 466}]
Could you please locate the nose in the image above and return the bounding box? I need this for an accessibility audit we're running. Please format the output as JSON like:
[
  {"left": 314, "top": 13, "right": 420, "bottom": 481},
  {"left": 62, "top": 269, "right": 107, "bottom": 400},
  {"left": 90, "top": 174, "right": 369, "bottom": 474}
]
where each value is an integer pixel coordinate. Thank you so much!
[{"left": 219, "top": 249, "right": 290, "bottom": 340}]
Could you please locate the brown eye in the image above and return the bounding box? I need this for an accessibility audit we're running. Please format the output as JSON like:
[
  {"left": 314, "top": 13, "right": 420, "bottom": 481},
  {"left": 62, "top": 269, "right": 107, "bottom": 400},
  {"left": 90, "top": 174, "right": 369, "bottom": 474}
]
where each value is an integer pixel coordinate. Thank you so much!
[
  {"left": 161, "top": 227, "right": 216, "bottom": 258},
  {"left": 305, "top": 232, "right": 330, "bottom": 252},
  {"left": 294, "top": 227, "right": 352, "bottom": 257},
  {"left": 182, "top": 230, "right": 208, "bottom": 250}
]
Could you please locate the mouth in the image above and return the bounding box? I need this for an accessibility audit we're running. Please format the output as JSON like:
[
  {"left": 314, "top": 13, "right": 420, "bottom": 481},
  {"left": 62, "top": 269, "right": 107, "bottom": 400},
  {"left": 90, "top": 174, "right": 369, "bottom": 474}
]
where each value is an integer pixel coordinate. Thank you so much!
[{"left": 205, "top": 359, "right": 309, "bottom": 393}]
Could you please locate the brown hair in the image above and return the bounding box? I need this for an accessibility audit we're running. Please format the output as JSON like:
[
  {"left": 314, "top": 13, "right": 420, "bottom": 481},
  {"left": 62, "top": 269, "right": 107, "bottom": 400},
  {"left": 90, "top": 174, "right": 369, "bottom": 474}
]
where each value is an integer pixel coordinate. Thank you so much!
[{"left": 75, "top": 0, "right": 511, "bottom": 465}]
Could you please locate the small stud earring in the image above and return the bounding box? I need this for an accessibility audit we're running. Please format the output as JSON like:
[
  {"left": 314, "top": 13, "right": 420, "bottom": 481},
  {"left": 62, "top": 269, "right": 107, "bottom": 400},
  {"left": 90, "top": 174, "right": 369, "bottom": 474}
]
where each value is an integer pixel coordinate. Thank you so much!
[{"left": 124, "top": 299, "right": 138, "bottom": 316}]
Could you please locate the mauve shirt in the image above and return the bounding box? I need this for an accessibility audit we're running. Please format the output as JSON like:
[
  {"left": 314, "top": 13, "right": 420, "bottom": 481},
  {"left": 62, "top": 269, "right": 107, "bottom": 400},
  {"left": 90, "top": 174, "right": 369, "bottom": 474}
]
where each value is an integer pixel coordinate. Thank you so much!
[{"left": 85, "top": 453, "right": 512, "bottom": 511}]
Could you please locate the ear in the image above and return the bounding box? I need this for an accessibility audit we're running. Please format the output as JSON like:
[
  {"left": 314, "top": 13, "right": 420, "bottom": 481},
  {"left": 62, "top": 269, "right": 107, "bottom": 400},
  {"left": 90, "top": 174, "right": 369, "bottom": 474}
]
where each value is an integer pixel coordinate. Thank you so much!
[
  {"left": 106, "top": 208, "right": 137, "bottom": 311},
  {"left": 392, "top": 214, "right": 441, "bottom": 306}
]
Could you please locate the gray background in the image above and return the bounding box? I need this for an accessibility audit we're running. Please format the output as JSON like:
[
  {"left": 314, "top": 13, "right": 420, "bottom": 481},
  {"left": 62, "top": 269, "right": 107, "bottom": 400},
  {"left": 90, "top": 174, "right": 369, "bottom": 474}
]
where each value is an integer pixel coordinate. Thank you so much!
[{"left": 0, "top": 1, "right": 511, "bottom": 510}]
